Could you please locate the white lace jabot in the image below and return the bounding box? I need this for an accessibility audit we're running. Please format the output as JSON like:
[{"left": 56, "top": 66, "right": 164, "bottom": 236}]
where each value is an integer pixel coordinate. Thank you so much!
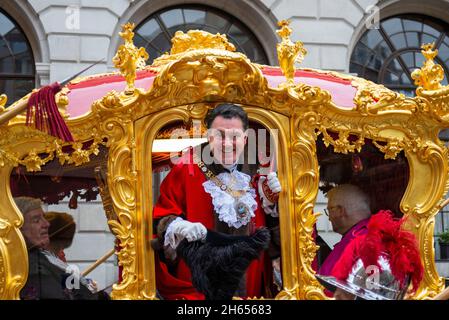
[{"left": 202, "top": 170, "right": 257, "bottom": 229}]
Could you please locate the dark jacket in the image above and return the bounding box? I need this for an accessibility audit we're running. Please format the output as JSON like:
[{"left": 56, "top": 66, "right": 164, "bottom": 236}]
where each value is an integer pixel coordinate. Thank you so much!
[{"left": 20, "top": 248, "right": 104, "bottom": 300}]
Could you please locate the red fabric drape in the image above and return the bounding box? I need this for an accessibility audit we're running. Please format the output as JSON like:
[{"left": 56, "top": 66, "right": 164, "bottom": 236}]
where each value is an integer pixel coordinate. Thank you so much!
[{"left": 27, "top": 82, "right": 74, "bottom": 142}]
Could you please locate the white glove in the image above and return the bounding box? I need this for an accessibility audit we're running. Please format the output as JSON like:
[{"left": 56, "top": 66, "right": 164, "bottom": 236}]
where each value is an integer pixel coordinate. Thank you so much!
[
  {"left": 258, "top": 172, "right": 281, "bottom": 217},
  {"left": 164, "top": 217, "right": 207, "bottom": 250},
  {"left": 267, "top": 172, "right": 281, "bottom": 193},
  {"left": 258, "top": 172, "right": 282, "bottom": 202}
]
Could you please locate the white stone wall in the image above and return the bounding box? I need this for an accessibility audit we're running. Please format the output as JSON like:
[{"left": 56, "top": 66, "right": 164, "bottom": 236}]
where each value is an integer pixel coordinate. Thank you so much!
[
  {"left": 261, "top": 0, "right": 379, "bottom": 72},
  {"left": 26, "top": 0, "right": 132, "bottom": 82},
  {"left": 19, "top": 0, "right": 383, "bottom": 81}
]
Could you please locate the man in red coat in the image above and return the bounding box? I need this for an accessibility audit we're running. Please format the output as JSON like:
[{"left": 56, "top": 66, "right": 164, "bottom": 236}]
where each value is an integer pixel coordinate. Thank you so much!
[{"left": 152, "top": 103, "right": 281, "bottom": 300}]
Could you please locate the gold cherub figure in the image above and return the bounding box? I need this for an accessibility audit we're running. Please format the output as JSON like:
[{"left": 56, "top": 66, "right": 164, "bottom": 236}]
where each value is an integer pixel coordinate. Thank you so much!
[
  {"left": 113, "top": 22, "right": 149, "bottom": 94},
  {"left": 411, "top": 43, "right": 445, "bottom": 91},
  {"left": 276, "top": 20, "right": 307, "bottom": 86}
]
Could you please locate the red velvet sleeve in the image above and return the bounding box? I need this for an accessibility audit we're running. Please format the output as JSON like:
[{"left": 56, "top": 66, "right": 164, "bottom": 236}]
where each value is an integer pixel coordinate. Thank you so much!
[{"left": 153, "top": 162, "right": 187, "bottom": 220}]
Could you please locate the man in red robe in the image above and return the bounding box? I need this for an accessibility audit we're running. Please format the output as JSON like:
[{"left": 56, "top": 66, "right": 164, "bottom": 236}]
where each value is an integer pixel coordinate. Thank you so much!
[{"left": 152, "top": 103, "right": 281, "bottom": 300}]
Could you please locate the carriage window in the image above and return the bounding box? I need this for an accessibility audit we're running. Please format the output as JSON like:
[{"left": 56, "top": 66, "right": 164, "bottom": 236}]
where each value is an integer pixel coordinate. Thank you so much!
[
  {"left": 314, "top": 134, "right": 409, "bottom": 287},
  {"left": 435, "top": 208, "right": 449, "bottom": 261},
  {"left": 436, "top": 129, "right": 449, "bottom": 286},
  {"left": 151, "top": 113, "right": 283, "bottom": 300},
  {"left": 134, "top": 6, "right": 269, "bottom": 65},
  {"left": 0, "top": 9, "right": 35, "bottom": 107},
  {"left": 437, "top": 128, "right": 449, "bottom": 270},
  {"left": 435, "top": 195, "right": 449, "bottom": 286},
  {"left": 11, "top": 145, "right": 116, "bottom": 300},
  {"left": 350, "top": 14, "right": 449, "bottom": 97}
]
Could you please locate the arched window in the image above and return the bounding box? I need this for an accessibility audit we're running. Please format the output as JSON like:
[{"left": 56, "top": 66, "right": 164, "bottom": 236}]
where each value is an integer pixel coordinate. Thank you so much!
[
  {"left": 0, "top": 9, "right": 35, "bottom": 107},
  {"left": 134, "top": 5, "right": 269, "bottom": 65},
  {"left": 350, "top": 15, "right": 449, "bottom": 96}
]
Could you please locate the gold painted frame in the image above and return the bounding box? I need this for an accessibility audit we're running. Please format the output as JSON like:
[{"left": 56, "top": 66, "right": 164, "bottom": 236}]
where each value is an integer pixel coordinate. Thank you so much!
[{"left": 0, "top": 25, "right": 448, "bottom": 299}]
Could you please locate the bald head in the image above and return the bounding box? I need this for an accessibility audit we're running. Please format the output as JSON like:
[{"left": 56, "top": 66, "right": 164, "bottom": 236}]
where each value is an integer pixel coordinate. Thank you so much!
[{"left": 326, "top": 184, "right": 371, "bottom": 234}]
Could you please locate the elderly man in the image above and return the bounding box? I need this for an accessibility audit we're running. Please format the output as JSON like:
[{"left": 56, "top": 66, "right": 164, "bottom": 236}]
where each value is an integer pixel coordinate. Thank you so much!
[
  {"left": 318, "top": 184, "right": 371, "bottom": 279},
  {"left": 15, "top": 197, "right": 103, "bottom": 300},
  {"left": 15, "top": 196, "right": 65, "bottom": 299},
  {"left": 15, "top": 197, "right": 50, "bottom": 250},
  {"left": 152, "top": 103, "right": 281, "bottom": 299}
]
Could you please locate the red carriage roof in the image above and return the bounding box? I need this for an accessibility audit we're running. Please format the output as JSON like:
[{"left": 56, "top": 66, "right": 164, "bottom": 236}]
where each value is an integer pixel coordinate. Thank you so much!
[{"left": 65, "top": 66, "right": 357, "bottom": 118}]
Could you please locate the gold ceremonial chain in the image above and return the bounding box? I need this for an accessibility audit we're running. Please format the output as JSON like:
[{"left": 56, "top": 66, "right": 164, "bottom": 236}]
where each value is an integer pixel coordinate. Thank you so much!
[{"left": 193, "top": 153, "right": 248, "bottom": 198}]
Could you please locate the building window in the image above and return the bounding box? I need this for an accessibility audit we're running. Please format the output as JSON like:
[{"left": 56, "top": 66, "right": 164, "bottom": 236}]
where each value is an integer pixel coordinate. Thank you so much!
[
  {"left": 134, "top": 5, "right": 268, "bottom": 65},
  {"left": 0, "top": 10, "right": 35, "bottom": 107},
  {"left": 350, "top": 15, "right": 449, "bottom": 96}
]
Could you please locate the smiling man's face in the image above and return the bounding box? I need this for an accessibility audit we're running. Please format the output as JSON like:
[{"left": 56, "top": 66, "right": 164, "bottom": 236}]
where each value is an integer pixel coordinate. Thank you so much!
[{"left": 207, "top": 116, "right": 247, "bottom": 168}]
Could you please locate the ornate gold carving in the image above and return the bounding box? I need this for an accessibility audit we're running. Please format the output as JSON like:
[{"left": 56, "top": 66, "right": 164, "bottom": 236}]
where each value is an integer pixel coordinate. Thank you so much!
[
  {"left": 22, "top": 149, "right": 54, "bottom": 172},
  {"left": 155, "top": 122, "right": 207, "bottom": 139},
  {"left": 94, "top": 166, "right": 118, "bottom": 224},
  {"left": 0, "top": 219, "right": 11, "bottom": 240},
  {"left": 0, "top": 127, "right": 104, "bottom": 171},
  {"left": 413, "top": 85, "right": 449, "bottom": 124},
  {"left": 0, "top": 248, "right": 5, "bottom": 298},
  {"left": 373, "top": 139, "right": 403, "bottom": 160},
  {"left": 319, "top": 127, "right": 365, "bottom": 154},
  {"left": 109, "top": 211, "right": 137, "bottom": 300},
  {"left": 153, "top": 30, "right": 236, "bottom": 67},
  {"left": 138, "top": 48, "right": 268, "bottom": 119},
  {"left": 113, "top": 22, "right": 149, "bottom": 94},
  {"left": 0, "top": 195, "right": 28, "bottom": 299},
  {"left": 101, "top": 91, "right": 122, "bottom": 109},
  {"left": 55, "top": 87, "right": 70, "bottom": 118},
  {"left": 171, "top": 30, "right": 236, "bottom": 54},
  {"left": 412, "top": 43, "right": 445, "bottom": 91},
  {"left": 96, "top": 102, "right": 138, "bottom": 299},
  {"left": 0, "top": 94, "right": 7, "bottom": 113},
  {"left": 290, "top": 110, "right": 327, "bottom": 300},
  {"left": 352, "top": 77, "right": 418, "bottom": 115},
  {"left": 276, "top": 20, "right": 307, "bottom": 87}
]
